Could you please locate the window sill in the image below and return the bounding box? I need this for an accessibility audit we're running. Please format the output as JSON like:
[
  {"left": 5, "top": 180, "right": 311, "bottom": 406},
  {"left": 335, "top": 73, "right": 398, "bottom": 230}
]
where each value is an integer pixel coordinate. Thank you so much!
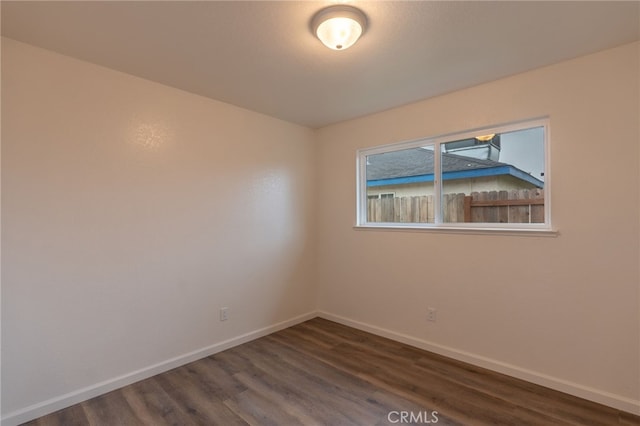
[{"left": 353, "top": 224, "right": 559, "bottom": 237}]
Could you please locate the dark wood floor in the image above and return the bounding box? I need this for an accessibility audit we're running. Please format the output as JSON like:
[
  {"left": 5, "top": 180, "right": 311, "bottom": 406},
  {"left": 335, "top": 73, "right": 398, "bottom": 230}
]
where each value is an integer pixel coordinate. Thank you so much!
[{"left": 24, "top": 318, "right": 639, "bottom": 426}]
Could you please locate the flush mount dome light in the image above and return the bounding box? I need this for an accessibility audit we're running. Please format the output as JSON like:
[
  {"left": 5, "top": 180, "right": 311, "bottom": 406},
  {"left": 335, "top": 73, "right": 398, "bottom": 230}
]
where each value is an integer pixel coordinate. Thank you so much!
[
  {"left": 311, "top": 5, "right": 367, "bottom": 50},
  {"left": 475, "top": 134, "right": 496, "bottom": 142}
]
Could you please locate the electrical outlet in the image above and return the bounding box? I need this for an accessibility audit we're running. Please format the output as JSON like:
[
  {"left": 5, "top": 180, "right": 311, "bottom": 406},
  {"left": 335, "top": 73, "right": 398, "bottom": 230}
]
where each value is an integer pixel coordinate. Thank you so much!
[
  {"left": 220, "top": 307, "right": 229, "bottom": 321},
  {"left": 427, "top": 307, "right": 437, "bottom": 322}
]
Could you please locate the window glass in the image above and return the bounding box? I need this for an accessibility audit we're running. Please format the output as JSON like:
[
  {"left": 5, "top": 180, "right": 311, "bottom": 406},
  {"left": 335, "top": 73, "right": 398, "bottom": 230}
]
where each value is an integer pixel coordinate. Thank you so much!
[
  {"left": 440, "top": 127, "right": 545, "bottom": 224},
  {"left": 366, "top": 145, "right": 435, "bottom": 223},
  {"left": 357, "top": 119, "right": 549, "bottom": 231}
]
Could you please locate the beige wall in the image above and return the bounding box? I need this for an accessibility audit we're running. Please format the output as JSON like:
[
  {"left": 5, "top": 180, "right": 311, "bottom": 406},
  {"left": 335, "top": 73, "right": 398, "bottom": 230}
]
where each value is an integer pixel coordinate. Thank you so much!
[
  {"left": 1, "top": 38, "right": 317, "bottom": 421},
  {"left": 317, "top": 42, "right": 639, "bottom": 412},
  {"left": 368, "top": 175, "right": 536, "bottom": 199}
]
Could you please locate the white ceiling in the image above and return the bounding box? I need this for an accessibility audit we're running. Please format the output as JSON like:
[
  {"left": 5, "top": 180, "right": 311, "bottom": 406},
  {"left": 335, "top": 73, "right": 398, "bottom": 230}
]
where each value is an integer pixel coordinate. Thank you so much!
[{"left": 2, "top": 1, "right": 639, "bottom": 128}]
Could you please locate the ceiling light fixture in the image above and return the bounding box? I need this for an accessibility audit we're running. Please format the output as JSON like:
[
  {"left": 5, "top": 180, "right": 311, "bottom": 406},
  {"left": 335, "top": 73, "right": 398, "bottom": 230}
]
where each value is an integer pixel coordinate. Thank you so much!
[
  {"left": 311, "top": 5, "right": 367, "bottom": 51},
  {"left": 475, "top": 134, "right": 496, "bottom": 142}
]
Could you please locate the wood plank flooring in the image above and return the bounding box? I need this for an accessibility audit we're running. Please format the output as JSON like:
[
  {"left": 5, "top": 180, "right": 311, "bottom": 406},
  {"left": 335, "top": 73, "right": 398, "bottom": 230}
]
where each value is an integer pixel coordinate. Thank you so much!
[{"left": 24, "top": 318, "right": 640, "bottom": 425}]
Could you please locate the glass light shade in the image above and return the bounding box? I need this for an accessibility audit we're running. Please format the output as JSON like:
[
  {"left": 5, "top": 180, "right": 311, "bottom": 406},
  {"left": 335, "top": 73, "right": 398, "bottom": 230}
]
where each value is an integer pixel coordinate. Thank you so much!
[
  {"left": 475, "top": 134, "right": 496, "bottom": 142},
  {"left": 316, "top": 17, "right": 363, "bottom": 50},
  {"left": 312, "top": 5, "right": 367, "bottom": 51}
]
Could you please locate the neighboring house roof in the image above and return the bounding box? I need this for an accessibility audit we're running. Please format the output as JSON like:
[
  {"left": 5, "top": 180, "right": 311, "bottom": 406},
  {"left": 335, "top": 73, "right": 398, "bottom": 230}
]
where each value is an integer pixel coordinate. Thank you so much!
[{"left": 366, "top": 147, "right": 544, "bottom": 188}]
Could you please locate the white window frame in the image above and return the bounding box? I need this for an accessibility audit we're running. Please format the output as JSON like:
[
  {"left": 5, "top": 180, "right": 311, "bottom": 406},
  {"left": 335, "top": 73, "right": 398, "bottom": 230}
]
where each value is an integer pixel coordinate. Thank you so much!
[{"left": 356, "top": 118, "right": 554, "bottom": 234}]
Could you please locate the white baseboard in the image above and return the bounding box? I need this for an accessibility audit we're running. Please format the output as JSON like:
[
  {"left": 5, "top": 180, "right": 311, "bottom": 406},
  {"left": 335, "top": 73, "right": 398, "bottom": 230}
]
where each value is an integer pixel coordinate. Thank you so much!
[
  {"left": 1, "top": 311, "right": 318, "bottom": 426},
  {"left": 317, "top": 311, "right": 640, "bottom": 416}
]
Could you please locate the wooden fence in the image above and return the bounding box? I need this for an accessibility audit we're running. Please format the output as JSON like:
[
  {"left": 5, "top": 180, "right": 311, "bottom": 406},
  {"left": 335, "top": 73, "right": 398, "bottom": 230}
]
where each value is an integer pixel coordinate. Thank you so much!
[{"left": 367, "top": 189, "right": 544, "bottom": 223}]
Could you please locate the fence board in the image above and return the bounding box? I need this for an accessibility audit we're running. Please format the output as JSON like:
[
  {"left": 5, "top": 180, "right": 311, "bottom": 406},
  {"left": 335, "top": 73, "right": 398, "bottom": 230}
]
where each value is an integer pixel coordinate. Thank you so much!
[
  {"left": 419, "top": 196, "right": 429, "bottom": 222},
  {"left": 381, "top": 197, "right": 394, "bottom": 222},
  {"left": 497, "top": 190, "right": 509, "bottom": 223}
]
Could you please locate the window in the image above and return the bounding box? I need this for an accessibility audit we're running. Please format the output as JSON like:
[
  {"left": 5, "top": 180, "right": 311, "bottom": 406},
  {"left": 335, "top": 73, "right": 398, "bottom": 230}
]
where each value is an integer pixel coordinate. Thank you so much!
[
  {"left": 367, "top": 192, "right": 395, "bottom": 200},
  {"left": 357, "top": 118, "right": 551, "bottom": 231}
]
